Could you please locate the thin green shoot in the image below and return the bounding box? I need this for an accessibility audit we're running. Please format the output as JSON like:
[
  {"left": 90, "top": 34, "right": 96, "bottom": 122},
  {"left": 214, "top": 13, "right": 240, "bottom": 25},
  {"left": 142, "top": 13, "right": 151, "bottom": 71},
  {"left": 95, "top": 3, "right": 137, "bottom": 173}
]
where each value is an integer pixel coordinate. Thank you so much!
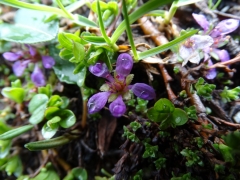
[{"left": 122, "top": 0, "right": 138, "bottom": 60}]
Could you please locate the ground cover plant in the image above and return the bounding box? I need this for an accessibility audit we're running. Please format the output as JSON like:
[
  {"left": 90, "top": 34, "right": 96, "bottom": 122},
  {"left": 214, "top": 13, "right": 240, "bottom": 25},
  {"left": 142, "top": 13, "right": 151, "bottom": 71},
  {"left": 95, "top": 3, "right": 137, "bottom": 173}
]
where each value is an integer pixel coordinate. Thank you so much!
[{"left": 0, "top": 0, "right": 240, "bottom": 179}]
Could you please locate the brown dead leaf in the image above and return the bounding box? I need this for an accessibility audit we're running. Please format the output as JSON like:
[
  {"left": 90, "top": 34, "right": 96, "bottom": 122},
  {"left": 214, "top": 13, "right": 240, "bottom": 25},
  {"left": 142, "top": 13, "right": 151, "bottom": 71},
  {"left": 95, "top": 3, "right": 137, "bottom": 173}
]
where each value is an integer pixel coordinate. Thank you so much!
[{"left": 97, "top": 114, "right": 117, "bottom": 157}]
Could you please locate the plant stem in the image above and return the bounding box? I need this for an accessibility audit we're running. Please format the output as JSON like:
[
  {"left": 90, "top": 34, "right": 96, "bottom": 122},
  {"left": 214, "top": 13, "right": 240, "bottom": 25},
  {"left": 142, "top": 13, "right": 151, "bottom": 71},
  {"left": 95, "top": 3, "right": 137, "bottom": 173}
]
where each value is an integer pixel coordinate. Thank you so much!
[
  {"left": 122, "top": 0, "right": 138, "bottom": 60},
  {"left": 55, "top": 0, "right": 75, "bottom": 20},
  {"left": 164, "top": 1, "right": 178, "bottom": 24},
  {"left": 1, "top": 0, "right": 67, "bottom": 17},
  {"left": 96, "top": 0, "right": 111, "bottom": 44},
  {"left": 96, "top": 0, "right": 118, "bottom": 51}
]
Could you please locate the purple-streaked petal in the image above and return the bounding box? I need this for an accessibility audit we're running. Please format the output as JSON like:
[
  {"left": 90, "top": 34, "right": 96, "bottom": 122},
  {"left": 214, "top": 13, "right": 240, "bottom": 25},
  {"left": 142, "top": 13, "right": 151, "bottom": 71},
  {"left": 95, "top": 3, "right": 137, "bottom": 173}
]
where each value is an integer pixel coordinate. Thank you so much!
[
  {"left": 31, "top": 65, "right": 46, "bottom": 87},
  {"left": 89, "top": 62, "right": 110, "bottom": 78},
  {"left": 192, "top": 13, "right": 210, "bottom": 31},
  {"left": 213, "top": 49, "right": 230, "bottom": 62},
  {"left": 116, "top": 53, "right": 133, "bottom": 78},
  {"left": 12, "top": 60, "right": 30, "bottom": 76},
  {"left": 109, "top": 95, "right": 126, "bottom": 117},
  {"left": 131, "top": 83, "right": 156, "bottom": 100},
  {"left": 179, "top": 46, "right": 193, "bottom": 63},
  {"left": 3, "top": 52, "right": 22, "bottom": 61},
  {"left": 88, "top": 91, "right": 111, "bottom": 114},
  {"left": 210, "top": 19, "right": 239, "bottom": 37},
  {"left": 42, "top": 56, "right": 55, "bottom": 69},
  {"left": 26, "top": 45, "right": 37, "bottom": 57},
  {"left": 205, "top": 60, "right": 217, "bottom": 79},
  {"left": 191, "top": 35, "right": 214, "bottom": 49}
]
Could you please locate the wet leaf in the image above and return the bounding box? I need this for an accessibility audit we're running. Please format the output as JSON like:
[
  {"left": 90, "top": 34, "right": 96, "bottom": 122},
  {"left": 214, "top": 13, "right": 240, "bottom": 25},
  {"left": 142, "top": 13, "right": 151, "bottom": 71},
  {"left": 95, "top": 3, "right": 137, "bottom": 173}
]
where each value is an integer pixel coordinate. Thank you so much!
[
  {"left": 171, "top": 108, "right": 188, "bottom": 126},
  {"left": 58, "top": 110, "right": 76, "bottom": 128},
  {"left": 154, "top": 98, "right": 175, "bottom": 113},
  {"left": 28, "top": 94, "right": 49, "bottom": 124},
  {"left": 0, "top": 125, "right": 34, "bottom": 140},
  {"left": 42, "top": 122, "right": 59, "bottom": 140},
  {"left": 0, "top": 9, "right": 58, "bottom": 43}
]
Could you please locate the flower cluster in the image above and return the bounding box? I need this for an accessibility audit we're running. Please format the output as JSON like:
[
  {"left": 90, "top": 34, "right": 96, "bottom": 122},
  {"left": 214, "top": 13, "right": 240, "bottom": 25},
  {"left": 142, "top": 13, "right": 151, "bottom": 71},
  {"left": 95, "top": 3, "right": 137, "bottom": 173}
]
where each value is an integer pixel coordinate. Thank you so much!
[
  {"left": 179, "top": 13, "right": 239, "bottom": 79},
  {"left": 87, "top": 53, "right": 156, "bottom": 117},
  {"left": 192, "top": 13, "right": 239, "bottom": 79},
  {"left": 3, "top": 45, "right": 55, "bottom": 87}
]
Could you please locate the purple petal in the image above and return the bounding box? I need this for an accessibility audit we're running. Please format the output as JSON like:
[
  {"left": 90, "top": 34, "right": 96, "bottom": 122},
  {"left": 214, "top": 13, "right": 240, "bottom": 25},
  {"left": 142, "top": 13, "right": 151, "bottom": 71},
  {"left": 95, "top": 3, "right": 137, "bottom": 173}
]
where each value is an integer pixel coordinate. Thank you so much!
[
  {"left": 89, "top": 62, "right": 110, "bottom": 78},
  {"left": 131, "top": 83, "right": 156, "bottom": 100},
  {"left": 26, "top": 45, "right": 37, "bottom": 57},
  {"left": 205, "top": 60, "right": 217, "bottom": 79},
  {"left": 31, "top": 65, "right": 46, "bottom": 87},
  {"left": 88, "top": 91, "right": 111, "bottom": 114},
  {"left": 192, "top": 13, "right": 210, "bottom": 31},
  {"left": 42, "top": 56, "right": 55, "bottom": 69},
  {"left": 3, "top": 52, "right": 22, "bottom": 61},
  {"left": 211, "top": 19, "right": 239, "bottom": 37},
  {"left": 213, "top": 49, "right": 230, "bottom": 62},
  {"left": 116, "top": 53, "right": 133, "bottom": 78},
  {"left": 12, "top": 60, "right": 30, "bottom": 76},
  {"left": 109, "top": 95, "right": 126, "bottom": 117}
]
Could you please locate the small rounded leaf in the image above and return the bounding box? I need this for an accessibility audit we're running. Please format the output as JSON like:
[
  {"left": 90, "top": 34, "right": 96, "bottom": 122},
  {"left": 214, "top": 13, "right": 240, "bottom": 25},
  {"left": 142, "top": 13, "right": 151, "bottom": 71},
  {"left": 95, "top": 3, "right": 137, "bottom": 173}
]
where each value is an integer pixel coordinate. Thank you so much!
[
  {"left": 171, "top": 108, "right": 188, "bottom": 126},
  {"left": 147, "top": 107, "right": 170, "bottom": 123},
  {"left": 154, "top": 98, "right": 175, "bottom": 113},
  {"left": 1, "top": 87, "right": 25, "bottom": 104},
  {"left": 59, "top": 110, "right": 76, "bottom": 128},
  {"left": 42, "top": 122, "right": 59, "bottom": 140}
]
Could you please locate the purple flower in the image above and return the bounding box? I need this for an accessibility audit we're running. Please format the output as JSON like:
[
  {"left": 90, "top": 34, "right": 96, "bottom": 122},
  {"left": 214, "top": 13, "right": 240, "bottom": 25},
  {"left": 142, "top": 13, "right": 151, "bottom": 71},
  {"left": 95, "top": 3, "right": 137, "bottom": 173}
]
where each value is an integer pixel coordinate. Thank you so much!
[
  {"left": 87, "top": 53, "right": 156, "bottom": 117},
  {"left": 180, "top": 35, "right": 214, "bottom": 66},
  {"left": 3, "top": 45, "right": 55, "bottom": 87},
  {"left": 109, "top": 96, "right": 126, "bottom": 117},
  {"left": 190, "top": 13, "right": 239, "bottom": 79}
]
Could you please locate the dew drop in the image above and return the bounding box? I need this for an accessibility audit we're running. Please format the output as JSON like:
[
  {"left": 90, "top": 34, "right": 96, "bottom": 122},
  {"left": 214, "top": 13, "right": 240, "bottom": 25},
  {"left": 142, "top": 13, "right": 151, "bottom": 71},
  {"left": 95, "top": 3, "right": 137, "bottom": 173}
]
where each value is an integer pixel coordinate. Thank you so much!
[{"left": 175, "top": 117, "right": 181, "bottom": 124}]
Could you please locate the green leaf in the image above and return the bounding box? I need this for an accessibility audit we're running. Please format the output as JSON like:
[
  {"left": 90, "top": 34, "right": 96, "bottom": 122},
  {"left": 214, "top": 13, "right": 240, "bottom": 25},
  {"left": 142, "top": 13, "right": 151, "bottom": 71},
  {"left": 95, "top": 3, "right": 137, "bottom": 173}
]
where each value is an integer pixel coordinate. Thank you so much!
[
  {"left": 25, "top": 134, "right": 78, "bottom": 151},
  {"left": 91, "top": 1, "right": 108, "bottom": 13},
  {"left": 87, "top": 48, "right": 104, "bottom": 65},
  {"left": 1, "top": 87, "right": 25, "bottom": 104},
  {"left": 32, "top": 163, "right": 60, "bottom": 180},
  {"left": 72, "top": 41, "right": 85, "bottom": 63},
  {"left": 60, "top": 96, "right": 70, "bottom": 109},
  {"left": 81, "top": 36, "right": 107, "bottom": 45},
  {"left": 63, "top": 167, "right": 88, "bottom": 180},
  {"left": 59, "top": 48, "right": 73, "bottom": 60},
  {"left": 171, "top": 108, "right": 188, "bottom": 126},
  {"left": 76, "top": 67, "right": 87, "bottom": 87},
  {"left": 0, "top": 125, "right": 34, "bottom": 140},
  {"left": 147, "top": 107, "right": 170, "bottom": 123},
  {"left": 45, "top": 107, "right": 60, "bottom": 120},
  {"left": 28, "top": 94, "right": 49, "bottom": 124},
  {"left": 59, "top": 110, "right": 76, "bottom": 128},
  {"left": 42, "top": 122, "right": 59, "bottom": 140},
  {"left": 47, "top": 116, "right": 61, "bottom": 128},
  {"left": 111, "top": 0, "right": 172, "bottom": 43},
  {"left": 50, "top": 45, "right": 86, "bottom": 86},
  {"left": 0, "top": 140, "right": 11, "bottom": 158},
  {"left": 223, "top": 131, "right": 240, "bottom": 150},
  {"left": 38, "top": 84, "right": 52, "bottom": 98},
  {"left": 74, "top": 14, "right": 98, "bottom": 28},
  {"left": 58, "top": 32, "right": 73, "bottom": 50},
  {"left": 0, "top": 9, "right": 59, "bottom": 43},
  {"left": 154, "top": 98, "right": 175, "bottom": 113},
  {"left": 11, "top": 79, "right": 22, "bottom": 88},
  {"left": 47, "top": 95, "right": 63, "bottom": 108},
  {"left": 5, "top": 155, "right": 22, "bottom": 176}
]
